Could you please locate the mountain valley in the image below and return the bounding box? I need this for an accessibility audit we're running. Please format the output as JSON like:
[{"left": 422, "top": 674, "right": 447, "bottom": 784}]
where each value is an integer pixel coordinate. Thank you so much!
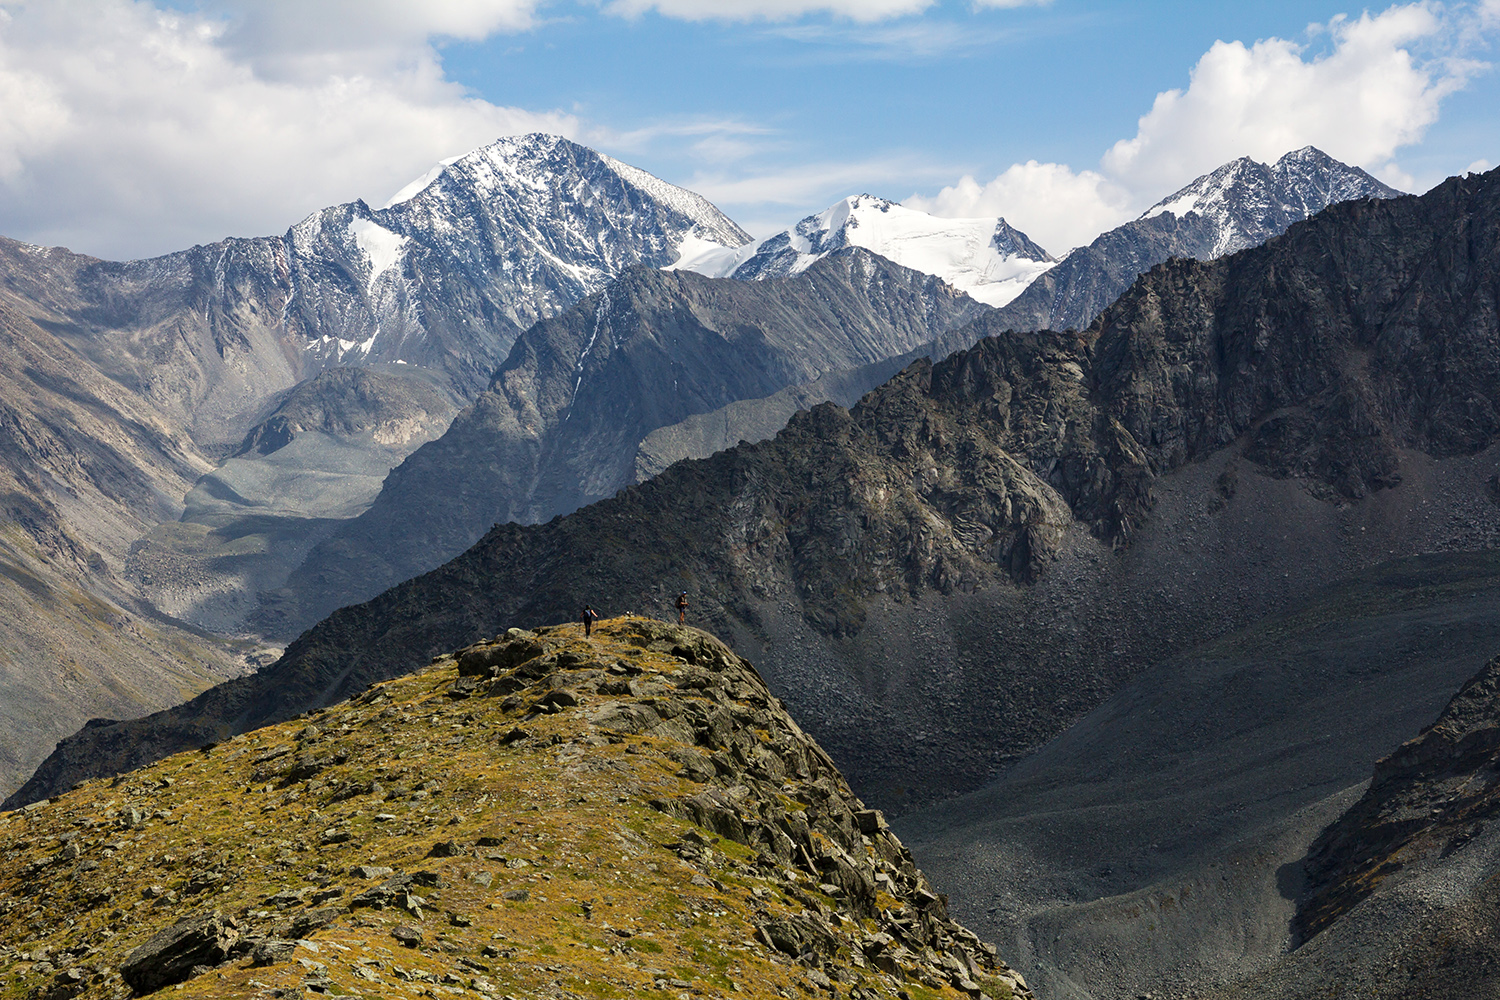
[
  {"left": 257, "top": 248, "right": 989, "bottom": 639},
  {"left": 0, "top": 135, "right": 755, "bottom": 793}
]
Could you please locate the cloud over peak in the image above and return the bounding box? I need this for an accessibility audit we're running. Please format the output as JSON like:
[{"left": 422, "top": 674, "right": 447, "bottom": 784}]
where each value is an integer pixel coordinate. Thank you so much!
[
  {"left": 0, "top": 0, "right": 573, "bottom": 259},
  {"left": 908, "top": 1, "right": 1482, "bottom": 254}
]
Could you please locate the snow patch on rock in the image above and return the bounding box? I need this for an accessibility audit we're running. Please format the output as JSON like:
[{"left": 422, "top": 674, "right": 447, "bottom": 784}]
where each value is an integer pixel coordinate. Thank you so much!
[{"left": 348, "top": 218, "right": 408, "bottom": 291}]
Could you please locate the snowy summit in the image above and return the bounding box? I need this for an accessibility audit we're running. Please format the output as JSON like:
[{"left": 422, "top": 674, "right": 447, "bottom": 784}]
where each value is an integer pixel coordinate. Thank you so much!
[
  {"left": 673, "top": 194, "right": 1055, "bottom": 308},
  {"left": 1139, "top": 146, "right": 1401, "bottom": 259}
]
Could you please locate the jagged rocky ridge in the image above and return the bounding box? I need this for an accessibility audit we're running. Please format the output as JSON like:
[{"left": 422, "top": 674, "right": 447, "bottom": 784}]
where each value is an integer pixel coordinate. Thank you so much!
[
  {"left": 0, "top": 618, "right": 1030, "bottom": 1000},
  {"left": 640, "top": 149, "right": 1401, "bottom": 502},
  {"left": 258, "top": 248, "right": 988, "bottom": 638},
  {"left": 992, "top": 146, "right": 1401, "bottom": 333},
  {"left": 13, "top": 166, "right": 1500, "bottom": 814}
]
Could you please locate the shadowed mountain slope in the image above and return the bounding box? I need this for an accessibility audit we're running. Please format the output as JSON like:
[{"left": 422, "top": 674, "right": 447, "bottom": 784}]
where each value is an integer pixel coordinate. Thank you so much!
[
  {"left": 13, "top": 167, "right": 1500, "bottom": 822},
  {"left": 1174, "top": 641, "right": 1500, "bottom": 1000},
  {"left": 900, "top": 551, "right": 1500, "bottom": 1000}
]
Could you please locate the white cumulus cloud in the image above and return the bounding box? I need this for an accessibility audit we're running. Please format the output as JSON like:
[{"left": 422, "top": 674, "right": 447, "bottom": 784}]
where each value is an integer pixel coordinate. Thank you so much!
[
  {"left": 910, "top": 1, "right": 1483, "bottom": 253},
  {"left": 1102, "top": 3, "right": 1473, "bottom": 193},
  {"left": 905, "top": 161, "right": 1131, "bottom": 258},
  {"left": 0, "top": 0, "right": 572, "bottom": 260}
]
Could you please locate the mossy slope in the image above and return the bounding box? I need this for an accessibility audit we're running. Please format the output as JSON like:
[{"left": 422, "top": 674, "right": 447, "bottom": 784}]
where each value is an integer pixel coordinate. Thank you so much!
[{"left": 0, "top": 618, "right": 1029, "bottom": 1000}]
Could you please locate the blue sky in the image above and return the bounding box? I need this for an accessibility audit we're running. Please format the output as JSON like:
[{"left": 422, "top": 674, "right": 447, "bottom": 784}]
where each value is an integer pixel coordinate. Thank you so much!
[{"left": 0, "top": 0, "right": 1494, "bottom": 259}]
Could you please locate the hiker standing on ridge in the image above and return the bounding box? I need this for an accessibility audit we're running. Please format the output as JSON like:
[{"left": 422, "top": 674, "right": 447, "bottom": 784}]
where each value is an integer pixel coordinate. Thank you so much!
[
  {"left": 676, "top": 591, "right": 688, "bottom": 625},
  {"left": 582, "top": 604, "right": 599, "bottom": 638}
]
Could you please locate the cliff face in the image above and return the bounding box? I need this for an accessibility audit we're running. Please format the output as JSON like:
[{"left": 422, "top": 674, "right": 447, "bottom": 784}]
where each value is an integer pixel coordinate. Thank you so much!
[
  {"left": 14, "top": 167, "right": 1500, "bottom": 813},
  {"left": 0, "top": 618, "right": 1030, "bottom": 1000}
]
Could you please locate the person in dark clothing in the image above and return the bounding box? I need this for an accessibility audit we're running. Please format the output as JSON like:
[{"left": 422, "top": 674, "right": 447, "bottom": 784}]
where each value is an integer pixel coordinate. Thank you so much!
[
  {"left": 676, "top": 591, "right": 688, "bottom": 624},
  {"left": 582, "top": 605, "right": 599, "bottom": 637}
]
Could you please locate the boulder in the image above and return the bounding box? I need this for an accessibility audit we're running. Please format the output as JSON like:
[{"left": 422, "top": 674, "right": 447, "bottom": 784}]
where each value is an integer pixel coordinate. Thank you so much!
[{"left": 120, "top": 910, "right": 239, "bottom": 994}]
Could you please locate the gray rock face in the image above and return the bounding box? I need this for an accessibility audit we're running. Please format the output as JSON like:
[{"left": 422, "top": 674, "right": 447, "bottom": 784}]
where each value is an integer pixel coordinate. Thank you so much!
[
  {"left": 257, "top": 248, "right": 988, "bottom": 638},
  {"left": 633, "top": 352, "right": 925, "bottom": 482},
  {"left": 993, "top": 146, "right": 1401, "bottom": 333},
  {"left": 0, "top": 239, "right": 258, "bottom": 798},
  {"left": 232, "top": 366, "right": 459, "bottom": 459}
]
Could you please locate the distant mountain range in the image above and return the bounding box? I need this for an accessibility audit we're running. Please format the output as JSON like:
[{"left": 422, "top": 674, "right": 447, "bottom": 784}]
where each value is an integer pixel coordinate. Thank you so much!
[
  {"left": 0, "top": 134, "right": 1406, "bottom": 805},
  {"left": 0, "top": 134, "right": 752, "bottom": 794},
  {"left": 9, "top": 127, "right": 1491, "bottom": 1000}
]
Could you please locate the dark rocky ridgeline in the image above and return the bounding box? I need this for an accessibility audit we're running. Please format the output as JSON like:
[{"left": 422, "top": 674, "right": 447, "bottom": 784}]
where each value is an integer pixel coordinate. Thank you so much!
[
  {"left": 257, "top": 248, "right": 988, "bottom": 639},
  {"left": 992, "top": 146, "right": 1400, "bottom": 334},
  {"left": 0, "top": 618, "right": 1032, "bottom": 1000},
  {"left": 12, "top": 166, "right": 1500, "bottom": 813}
]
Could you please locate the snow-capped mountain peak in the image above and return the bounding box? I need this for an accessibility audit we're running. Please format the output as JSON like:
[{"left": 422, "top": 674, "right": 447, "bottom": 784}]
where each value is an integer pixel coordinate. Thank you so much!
[
  {"left": 381, "top": 134, "right": 750, "bottom": 255},
  {"left": 1140, "top": 146, "right": 1401, "bottom": 259},
  {"left": 675, "top": 193, "right": 1055, "bottom": 308},
  {"left": 265, "top": 134, "right": 755, "bottom": 395}
]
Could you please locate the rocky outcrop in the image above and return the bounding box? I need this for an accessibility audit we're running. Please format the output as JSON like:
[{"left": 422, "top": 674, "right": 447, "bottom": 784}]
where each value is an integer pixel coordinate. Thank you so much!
[
  {"left": 119, "top": 911, "right": 241, "bottom": 994},
  {"left": 231, "top": 367, "right": 458, "bottom": 458},
  {"left": 1296, "top": 653, "right": 1500, "bottom": 943},
  {"left": 0, "top": 618, "right": 1031, "bottom": 1000},
  {"left": 14, "top": 167, "right": 1500, "bottom": 815},
  {"left": 259, "top": 248, "right": 988, "bottom": 638}
]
